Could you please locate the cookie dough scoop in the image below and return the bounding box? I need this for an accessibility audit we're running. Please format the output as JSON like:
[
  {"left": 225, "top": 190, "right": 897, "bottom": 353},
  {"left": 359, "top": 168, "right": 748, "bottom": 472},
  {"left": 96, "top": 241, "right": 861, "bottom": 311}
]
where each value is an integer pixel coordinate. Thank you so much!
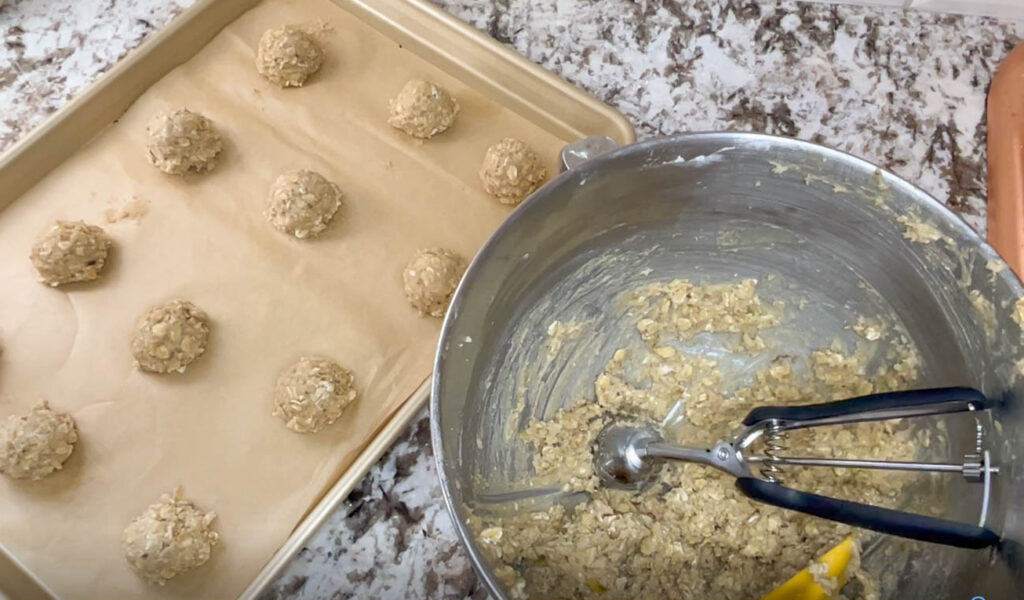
[{"left": 594, "top": 387, "right": 1001, "bottom": 549}]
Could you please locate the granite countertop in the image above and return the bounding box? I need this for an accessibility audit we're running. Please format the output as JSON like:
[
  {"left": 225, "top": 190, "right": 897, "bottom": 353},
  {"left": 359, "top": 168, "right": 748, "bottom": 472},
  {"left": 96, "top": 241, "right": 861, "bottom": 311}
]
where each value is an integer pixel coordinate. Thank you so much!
[{"left": 2, "top": 0, "right": 1022, "bottom": 598}]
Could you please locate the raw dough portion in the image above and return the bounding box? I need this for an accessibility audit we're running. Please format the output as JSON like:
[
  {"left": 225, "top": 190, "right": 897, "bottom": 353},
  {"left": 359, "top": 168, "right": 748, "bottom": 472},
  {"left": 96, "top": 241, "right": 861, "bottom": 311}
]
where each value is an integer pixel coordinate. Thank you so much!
[
  {"left": 122, "top": 489, "right": 219, "bottom": 585},
  {"left": 265, "top": 169, "right": 343, "bottom": 239},
  {"left": 546, "top": 320, "right": 586, "bottom": 360},
  {"left": 131, "top": 300, "right": 210, "bottom": 374},
  {"left": 272, "top": 356, "right": 358, "bottom": 433},
  {"left": 479, "top": 138, "right": 547, "bottom": 205},
  {"left": 387, "top": 79, "right": 460, "bottom": 139},
  {"left": 896, "top": 215, "right": 944, "bottom": 244},
  {"left": 29, "top": 220, "right": 112, "bottom": 286},
  {"left": 402, "top": 247, "right": 466, "bottom": 317},
  {"left": 146, "top": 108, "right": 223, "bottom": 175},
  {"left": 1014, "top": 297, "right": 1024, "bottom": 327},
  {"left": 0, "top": 401, "right": 78, "bottom": 481},
  {"left": 969, "top": 289, "right": 997, "bottom": 335},
  {"left": 255, "top": 26, "right": 324, "bottom": 88}
]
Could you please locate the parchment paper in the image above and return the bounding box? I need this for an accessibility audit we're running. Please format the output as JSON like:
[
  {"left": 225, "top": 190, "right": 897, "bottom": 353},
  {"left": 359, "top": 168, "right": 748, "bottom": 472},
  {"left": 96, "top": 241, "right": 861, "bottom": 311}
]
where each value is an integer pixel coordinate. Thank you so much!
[{"left": 0, "top": 0, "right": 566, "bottom": 597}]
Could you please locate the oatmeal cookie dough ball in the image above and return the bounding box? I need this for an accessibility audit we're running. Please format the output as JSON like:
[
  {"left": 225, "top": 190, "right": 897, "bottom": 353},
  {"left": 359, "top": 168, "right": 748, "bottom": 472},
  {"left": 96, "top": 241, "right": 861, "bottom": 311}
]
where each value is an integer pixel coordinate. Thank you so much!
[
  {"left": 266, "top": 169, "right": 343, "bottom": 239},
  {"left": 402, "top": 248, "right": 466, "bottom": 318},
  {"left": 30, "top": 220, "right": 112, "bottom": 286},
  {"left": 146, "top": 108, "right": 223, "bottom": 175},
  {"left": 387, "top": 79, "right": 460, "bottom": 139},
  {"left": 255, "top": 26, "right": 324, "bottom": 87},
  {"left": 0, "top": 401, "right": 77, "bottom": 481},
  {"left": 479, "top": 138, "right": 547, "bottom": 206},
  {"left": 131, "top": 300, "right": 210, "bottom": 374},
  {"left": 122, "top": 489, "right": 219, "bottom": 585},
  {"left": 272, "top": 356, "right": 357, "bottom": 433}
]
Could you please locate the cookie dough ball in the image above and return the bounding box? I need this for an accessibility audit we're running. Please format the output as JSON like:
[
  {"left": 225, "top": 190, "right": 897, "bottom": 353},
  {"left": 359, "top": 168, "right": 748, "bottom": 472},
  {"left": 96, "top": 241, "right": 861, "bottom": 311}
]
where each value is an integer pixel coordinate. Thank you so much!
[
  {"left": 131, "top": 300, "right": 210, "bottom": 374},
  {"left": 387, "top": 79, "right": 460, "bottom": 139},
  {"left": 30, "top": 220, "right": 112, "bottom": 286},
  {"left": 479, "top": 138, "right": 547, "bottom": 205},
  {"left": 122, "top": 489, "right": 219, "bottom": 585},
  {"left": 255, "top": 26, "right": 324, "bottom": 88},
  {"left": 0, "top": 401, "right": 78, "bottom": 481},
  {"left": 146, "top": 108, "right": 222, "bottom": 175},
  {"left": 266, "top": 169, "right": 343, "bottom": 239},
  {"left": 272, "top": 356, "right": 357, "bottom": 433},
  {"left": 403, "top": 248, "right": 466, "bottom": 317}
]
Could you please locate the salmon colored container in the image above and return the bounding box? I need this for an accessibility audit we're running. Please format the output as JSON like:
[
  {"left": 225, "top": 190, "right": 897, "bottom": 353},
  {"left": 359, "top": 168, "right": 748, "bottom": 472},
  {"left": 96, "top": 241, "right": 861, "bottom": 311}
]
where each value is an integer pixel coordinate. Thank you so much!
[{"left": 988, "top": 42, "right": 1024, "bottom": 275}]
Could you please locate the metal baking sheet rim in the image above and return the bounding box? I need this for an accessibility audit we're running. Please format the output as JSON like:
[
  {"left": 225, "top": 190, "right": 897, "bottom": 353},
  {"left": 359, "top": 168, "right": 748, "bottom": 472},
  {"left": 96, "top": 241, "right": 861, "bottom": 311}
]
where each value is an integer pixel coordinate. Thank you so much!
[{"left": 0, "top": 0, "right": 635, "bottom": 598}]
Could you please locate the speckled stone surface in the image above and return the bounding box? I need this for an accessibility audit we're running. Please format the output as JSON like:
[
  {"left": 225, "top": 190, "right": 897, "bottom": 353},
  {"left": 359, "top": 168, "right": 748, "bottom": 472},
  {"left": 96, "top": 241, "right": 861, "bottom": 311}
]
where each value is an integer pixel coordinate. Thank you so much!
[
  {"left": 0, "top": 0, "right": 193, "bottom": 148},
  {"left": 2, "top": 1, "right": 1022, "bottom": 599}
]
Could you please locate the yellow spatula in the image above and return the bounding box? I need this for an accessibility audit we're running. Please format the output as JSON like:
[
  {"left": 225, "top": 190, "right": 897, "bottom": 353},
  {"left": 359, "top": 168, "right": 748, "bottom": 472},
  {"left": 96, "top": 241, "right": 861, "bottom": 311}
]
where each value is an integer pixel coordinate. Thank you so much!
[{"left": 762, "top": 536, "right": 856, "bottom": 600}]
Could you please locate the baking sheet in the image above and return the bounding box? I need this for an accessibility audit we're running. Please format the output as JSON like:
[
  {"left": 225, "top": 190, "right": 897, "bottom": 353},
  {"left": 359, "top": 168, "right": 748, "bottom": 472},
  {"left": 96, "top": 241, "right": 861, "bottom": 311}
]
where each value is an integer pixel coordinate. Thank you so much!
[{"left": 0, "top": 0, "right": 567, "bottom": 597}]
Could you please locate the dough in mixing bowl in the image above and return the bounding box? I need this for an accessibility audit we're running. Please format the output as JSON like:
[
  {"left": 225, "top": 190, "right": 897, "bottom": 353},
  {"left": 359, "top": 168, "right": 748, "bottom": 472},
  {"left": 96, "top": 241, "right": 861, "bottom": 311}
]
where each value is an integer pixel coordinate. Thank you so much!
[
  {"left": 131, "top": 300, "right": 210, "bottom": 374},
  {"left": 30, "top": 220, "right": 112, "bottom": 286},
  {"left": 272, "top": 356, "right": 358, "bottom": 433},
  {"left": 474, "top": 278, "right": 924, "bottom": 600},
  {"left": 402, "top": 247, "right": 466, "bottom": 317},
  {"left": 0, "top": 401, "right": 77, "bottom": 480},
  {"left": 1012, "top": 297, "right": 1024, "bottom": 327},
  {"left": 255, "top": 26, "right": 324, "bottom": 87},
  {"left": 122, "top": 488, "right": 219, "bottom": 585},
  {"left": 146, "top": 108, "right": 223, "bottom": 175},
  {"left": 479, "top": 138, "right": 547, "bottom": 205},
  {"left": 387, "top": 79, "right": 460, "bottom": 139},
  {"left": 265, "top": 169, "right": 343, "bottom": 239}
]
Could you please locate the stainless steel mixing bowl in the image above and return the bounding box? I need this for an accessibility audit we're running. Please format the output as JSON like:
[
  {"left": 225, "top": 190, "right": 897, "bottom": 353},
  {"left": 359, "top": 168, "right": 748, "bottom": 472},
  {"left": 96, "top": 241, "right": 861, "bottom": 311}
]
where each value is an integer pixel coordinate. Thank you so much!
[{"left": 431, "top": 133, "right": 1024, "bottom": 599}]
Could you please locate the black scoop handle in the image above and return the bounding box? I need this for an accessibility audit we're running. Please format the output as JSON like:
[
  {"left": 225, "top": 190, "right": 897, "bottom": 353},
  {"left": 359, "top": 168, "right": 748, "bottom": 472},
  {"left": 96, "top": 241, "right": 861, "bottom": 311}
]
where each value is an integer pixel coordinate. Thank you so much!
[
  {"left": 742, "top": 387, "right": 989, "bottom": 428},
  {"left": 736, "top": 477, "right": 1000, "bottom": 549}
]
